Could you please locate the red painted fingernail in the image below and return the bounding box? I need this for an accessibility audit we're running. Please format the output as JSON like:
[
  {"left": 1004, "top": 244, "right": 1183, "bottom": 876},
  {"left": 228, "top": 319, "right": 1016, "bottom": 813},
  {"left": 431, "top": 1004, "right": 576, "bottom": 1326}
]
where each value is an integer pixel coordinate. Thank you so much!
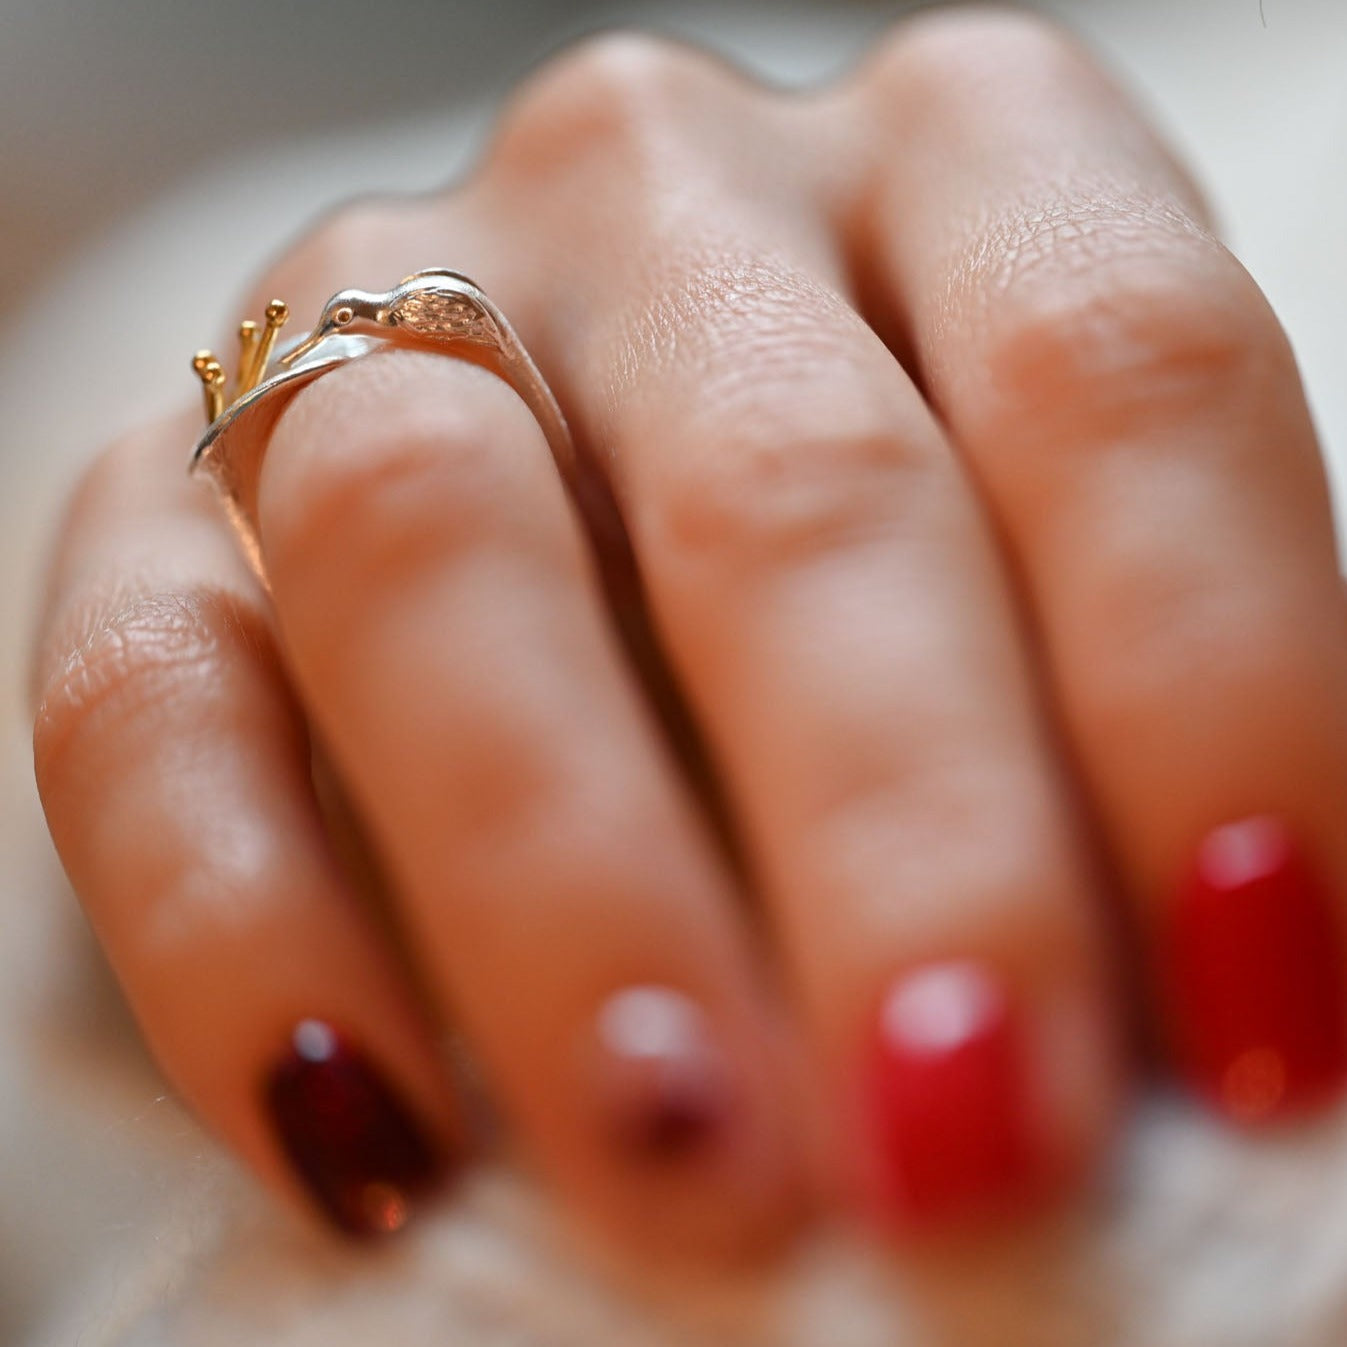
[
  {"left": 266, "top": 1020, "right": 447, "bottom": 1236},
  {"left": 869, "top": 961, "right": 1039, "bottom": 1225},
  {"left": 593, "top": 987, "right": 733, "bottom": 1165},
  {"left": 1169, "top": 816, "right": 1347, "bottom": 1124}
]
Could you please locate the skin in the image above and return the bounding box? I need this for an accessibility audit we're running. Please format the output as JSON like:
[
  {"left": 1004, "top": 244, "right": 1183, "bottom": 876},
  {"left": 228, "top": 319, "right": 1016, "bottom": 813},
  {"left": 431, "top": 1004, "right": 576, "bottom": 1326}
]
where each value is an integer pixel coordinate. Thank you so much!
[{"left": 29, "top": 9, "right": 1347, "bottom": 1264}]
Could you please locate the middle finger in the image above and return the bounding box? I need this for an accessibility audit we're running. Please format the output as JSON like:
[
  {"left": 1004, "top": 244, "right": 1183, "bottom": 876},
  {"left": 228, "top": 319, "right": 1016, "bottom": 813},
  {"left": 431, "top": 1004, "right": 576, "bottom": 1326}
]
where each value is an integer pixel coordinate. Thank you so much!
[{"left": 486, "top": 36, "right": 1120, "bottom": 1227}]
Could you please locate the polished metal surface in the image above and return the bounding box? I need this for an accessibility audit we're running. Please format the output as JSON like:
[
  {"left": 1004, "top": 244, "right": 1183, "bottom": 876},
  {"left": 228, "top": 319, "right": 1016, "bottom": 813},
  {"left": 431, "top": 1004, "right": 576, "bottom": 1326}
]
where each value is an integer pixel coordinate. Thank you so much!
[{"left": 191, "top": 270, "right": 575, "bottom": 579}]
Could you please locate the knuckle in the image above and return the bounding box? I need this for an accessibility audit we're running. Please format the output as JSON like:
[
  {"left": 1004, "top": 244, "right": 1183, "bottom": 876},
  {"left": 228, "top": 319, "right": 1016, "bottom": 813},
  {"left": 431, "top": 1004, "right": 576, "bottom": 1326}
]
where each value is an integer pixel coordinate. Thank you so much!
[
  {"left": 34, "top": 590, "right": 257, "bottom": 794},
  {"left": 73, "top": 435, "right": 137, "bottom": 505},
  {"left": 859, "top": 7, "right": 1077, "bottom": 106},
  {"left": 1056, "top": 574, "right": 1179, "bottom": 744},
  {"left": 283, "top": 430, "right": 490, "bottom": 574},
  {"left": 626, "top": 266, "right": 935, "bottom": 574},
  {"left": 268, "top": 376, "right": 530, "bottom": 590},
  {"left": 62, "top": 429, "right": 165, "bottom": 524},
  {"left": 491, "top": 31, "right": 723, "bottom": 178},
  {"left": 1062, "top": 562, "right": 1305, "bottom": 763},
  {"left": 1061, "top": 546, "right": 1336, "bottom": 786},
  {"left": 302, "top": 200, "right": 392, "bottom": 270},
  {"left": 651, "top": 422, "right": 925, "bottom": 575},
  {"left": 248, "top": 195, "right": 413, "bottom": 315},
  {"left": 972, "top": 236, "right": 1288, "bottom": 443},
  {"left": 799, "top": 768, "right": 1093, "bottom": 977}
]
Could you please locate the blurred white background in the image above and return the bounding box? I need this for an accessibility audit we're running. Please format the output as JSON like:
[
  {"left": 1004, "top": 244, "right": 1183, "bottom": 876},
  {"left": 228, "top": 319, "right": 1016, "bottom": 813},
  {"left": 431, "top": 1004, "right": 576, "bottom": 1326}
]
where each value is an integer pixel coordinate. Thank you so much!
[{"left": 2, "top": 2, "right": 1346, "bottom": 1343}]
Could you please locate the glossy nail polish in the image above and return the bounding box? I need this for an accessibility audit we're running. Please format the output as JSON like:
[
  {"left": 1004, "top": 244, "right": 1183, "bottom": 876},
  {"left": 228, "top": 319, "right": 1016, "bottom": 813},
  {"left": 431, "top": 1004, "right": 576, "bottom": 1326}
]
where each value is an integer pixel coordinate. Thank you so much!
[
  {"left": 593, "top": 987, "right": 732, "bottom": 1164},
  {"left": 1169, "top": 816, "right": 1347, "bottom": 1123},
  {"left": 265, "top": 1020, "right": 445, "bottom": 1236},
  {"left": 869, "top": 961, "right": 1038, "bottom": 1225}
]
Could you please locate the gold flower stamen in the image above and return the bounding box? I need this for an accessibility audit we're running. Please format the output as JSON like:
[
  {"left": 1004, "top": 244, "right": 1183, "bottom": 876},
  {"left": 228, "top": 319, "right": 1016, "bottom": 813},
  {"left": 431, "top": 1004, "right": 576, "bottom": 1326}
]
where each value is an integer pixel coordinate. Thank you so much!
[
  {"left": 192, "top": 351, "right": 227, "bottom": 424},
  {"left": 192, "top": 301, "right": 290, "bottom": 426},
  {"left": 234, "top": 320, "right": 261, "bottom": 397},
  {"left": 251, "top": 301, "right": 290, "bottom": 391}
]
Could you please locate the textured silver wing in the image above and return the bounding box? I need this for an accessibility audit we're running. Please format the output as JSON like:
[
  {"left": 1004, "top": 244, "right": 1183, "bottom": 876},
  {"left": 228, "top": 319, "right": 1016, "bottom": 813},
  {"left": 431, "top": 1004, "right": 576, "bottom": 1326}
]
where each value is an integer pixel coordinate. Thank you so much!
[{"left": 391, "top": 286, "right": 499, "bottom": 346}]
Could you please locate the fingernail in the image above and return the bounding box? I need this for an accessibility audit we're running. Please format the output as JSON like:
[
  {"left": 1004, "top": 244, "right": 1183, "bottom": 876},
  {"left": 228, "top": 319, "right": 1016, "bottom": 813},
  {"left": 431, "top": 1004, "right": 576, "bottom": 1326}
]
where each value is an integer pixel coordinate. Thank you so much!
[
  {"left": 265, "top": 1020, "right": 446, "bottom": 1236},
  {"left": 868, "top": 961, "right": 1039, "bottom": 1225},
  {"left": 593, "top": 987, "right": 733, "bottom": 1165},
  {"left": 1169, "top": 816, "right": 1347, "bottom": 1123}
]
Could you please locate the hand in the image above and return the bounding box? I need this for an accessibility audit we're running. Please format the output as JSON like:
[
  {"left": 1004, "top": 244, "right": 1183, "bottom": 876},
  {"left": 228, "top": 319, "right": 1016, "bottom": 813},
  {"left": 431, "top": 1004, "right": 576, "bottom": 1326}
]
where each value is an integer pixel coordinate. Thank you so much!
[{"left": 31, "top": 9, "right": 1347, "bottom": 1265}]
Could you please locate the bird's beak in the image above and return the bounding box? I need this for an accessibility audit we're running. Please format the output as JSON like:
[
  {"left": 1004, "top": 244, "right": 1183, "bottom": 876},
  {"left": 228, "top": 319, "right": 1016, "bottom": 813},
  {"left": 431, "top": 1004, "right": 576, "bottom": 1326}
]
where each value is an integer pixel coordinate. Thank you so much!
[{"left": 279, "top": 321, "right": 336, "bottom": 368}]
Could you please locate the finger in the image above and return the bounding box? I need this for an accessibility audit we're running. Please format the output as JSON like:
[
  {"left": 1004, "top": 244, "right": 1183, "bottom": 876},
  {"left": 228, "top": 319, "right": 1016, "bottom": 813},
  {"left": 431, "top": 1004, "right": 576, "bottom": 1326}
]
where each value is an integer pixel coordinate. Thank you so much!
[
  {"left": 254, "top": 350, "right": 806, "bottom": 1264},
  {"left": 479, "top": 35, "right": 1121, "bottom": 1228},
  {"left": 32, "top": 416, "right": 463, "bottom": 1236},
  {"left": 852, "top": 9, "right": 1347, "bottom": 1120}
]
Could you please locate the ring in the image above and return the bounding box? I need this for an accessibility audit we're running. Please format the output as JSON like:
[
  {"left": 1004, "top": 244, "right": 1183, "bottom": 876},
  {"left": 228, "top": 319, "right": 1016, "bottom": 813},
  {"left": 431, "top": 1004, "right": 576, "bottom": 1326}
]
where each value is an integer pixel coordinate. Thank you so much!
[{"left": 189, "top": 269, "right": 575, "bottom": 580}]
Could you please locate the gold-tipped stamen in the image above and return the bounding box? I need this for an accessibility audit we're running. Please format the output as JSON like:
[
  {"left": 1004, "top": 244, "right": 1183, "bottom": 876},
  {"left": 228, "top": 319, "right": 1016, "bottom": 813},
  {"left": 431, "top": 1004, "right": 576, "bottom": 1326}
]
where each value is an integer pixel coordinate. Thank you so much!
[
  {"left": 205, "top": 363, "right": 227, "bottom": 423},
  {"left": 251, "top": 300, "right": 289, "bottom": 384},
  {"left": 193, "top": 352, "right": 227, "bottom": 424},
  {"left": 234, "top": 320, "right": 261, "bottom": 396}
]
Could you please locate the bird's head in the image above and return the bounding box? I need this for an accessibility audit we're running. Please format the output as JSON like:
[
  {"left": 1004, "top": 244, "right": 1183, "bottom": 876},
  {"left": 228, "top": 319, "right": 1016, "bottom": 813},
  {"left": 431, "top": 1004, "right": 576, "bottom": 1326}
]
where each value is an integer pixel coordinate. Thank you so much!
[{"left": 281, "top": 289, "right": 385, "bottom": 365}]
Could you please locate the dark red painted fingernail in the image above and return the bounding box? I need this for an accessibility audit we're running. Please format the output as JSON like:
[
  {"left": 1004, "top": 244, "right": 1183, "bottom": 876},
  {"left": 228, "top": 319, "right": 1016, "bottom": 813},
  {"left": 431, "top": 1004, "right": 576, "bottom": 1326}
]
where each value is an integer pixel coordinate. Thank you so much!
[
  {"left": 1169, "top": 816, "right": 1347, "bottom": 1124},
  {"left": 869, "top": 962, "right": 1039, "bottom": 1225},
  {"left": 593, "top": 987, "right": 733, "bottom": 1165},
  {"left": 265, "top": 1020, "right": 447, "bottom": 1236}
]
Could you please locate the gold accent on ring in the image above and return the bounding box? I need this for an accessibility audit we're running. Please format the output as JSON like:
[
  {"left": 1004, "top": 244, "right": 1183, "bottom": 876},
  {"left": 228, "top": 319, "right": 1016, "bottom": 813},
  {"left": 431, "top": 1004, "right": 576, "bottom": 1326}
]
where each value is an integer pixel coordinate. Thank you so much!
[
  {"left": 191, "top": 350, "right": 227, "bottom": 423},
  {"left": 234, "top": 320, "right": 262, "bottom": 396},
  {"left": 253, "top": 301, "right": 290, "bottom": 388},
  {"left": 194, "top": 302, "right": 291, "bottom": 427}
]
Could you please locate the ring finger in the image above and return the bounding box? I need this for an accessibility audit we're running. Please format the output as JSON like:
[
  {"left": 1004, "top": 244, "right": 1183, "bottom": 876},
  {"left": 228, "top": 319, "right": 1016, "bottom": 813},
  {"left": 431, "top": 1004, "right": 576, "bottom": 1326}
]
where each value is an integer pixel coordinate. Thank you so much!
[{"left": 254, "top": 346, "right": 804, "bottom": 1262}]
